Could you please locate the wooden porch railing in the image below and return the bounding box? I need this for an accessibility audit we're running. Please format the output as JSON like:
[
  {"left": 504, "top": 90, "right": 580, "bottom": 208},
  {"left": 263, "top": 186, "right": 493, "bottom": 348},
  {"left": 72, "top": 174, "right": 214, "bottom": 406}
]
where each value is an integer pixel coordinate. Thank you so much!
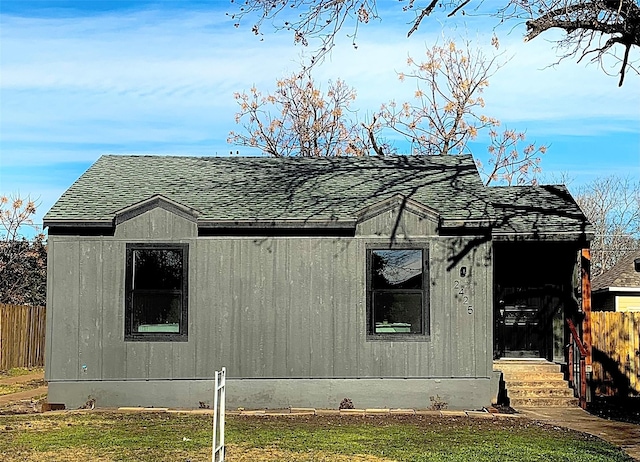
[{"left": 567, "top": 317, "right": 588, "bottom": 409}]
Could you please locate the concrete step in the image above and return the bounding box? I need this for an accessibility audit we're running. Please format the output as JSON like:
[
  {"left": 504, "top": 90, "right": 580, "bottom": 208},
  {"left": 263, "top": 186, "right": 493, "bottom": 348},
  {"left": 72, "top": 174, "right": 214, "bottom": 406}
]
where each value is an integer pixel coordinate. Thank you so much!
[
  {"left": 501, "top": 371, "right": 567, "bottom": 382},
  {"left": 494, "top": 360, "right": 578, "bottom": 408},
  {"left": 508, "top": 387, "right": 576, "bottom": 398},
  {"left": 509, "top": 397, "right": 579, "bottom": 407},
  {"left": 494, "top": 360, "right": 562, "bottom": 373},
  {"left": 505, "top": 379, "right": 568, "bottom": 388}
]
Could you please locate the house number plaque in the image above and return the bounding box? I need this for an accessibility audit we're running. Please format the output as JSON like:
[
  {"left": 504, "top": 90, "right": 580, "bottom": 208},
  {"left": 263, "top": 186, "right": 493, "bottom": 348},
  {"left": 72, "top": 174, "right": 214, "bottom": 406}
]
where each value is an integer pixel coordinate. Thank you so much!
[{"left": 453, "top": 279, "right": 473, "bottom": 314}]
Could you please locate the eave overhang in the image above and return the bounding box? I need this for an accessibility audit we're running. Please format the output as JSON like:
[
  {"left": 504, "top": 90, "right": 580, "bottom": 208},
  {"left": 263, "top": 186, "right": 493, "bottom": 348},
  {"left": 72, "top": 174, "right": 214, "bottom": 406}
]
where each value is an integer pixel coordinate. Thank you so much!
[
  {"left": 198, "top": 218, "right": 356, "bottom": 229},
  {"left": 491, "top": 230, "right": 594, "bottom": 242},
  {"left": 43, "top": 218, "right": 113, "bottom": 229},
  {"left": 439, "top": 218, "right": 492, "bottom": 229}
]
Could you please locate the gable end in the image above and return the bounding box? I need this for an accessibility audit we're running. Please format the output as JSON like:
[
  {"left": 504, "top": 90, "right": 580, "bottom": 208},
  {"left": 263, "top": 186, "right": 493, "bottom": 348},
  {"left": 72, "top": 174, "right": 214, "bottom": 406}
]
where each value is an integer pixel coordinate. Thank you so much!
[
  {"left": 114, "top": 195, "right": 200, "bottom": 226},
  {"left": 355, "top": 195, "right": 440, "bottom": 238},
  {"left": 356, "top": 195, "right": 440, "bottom": 224}
]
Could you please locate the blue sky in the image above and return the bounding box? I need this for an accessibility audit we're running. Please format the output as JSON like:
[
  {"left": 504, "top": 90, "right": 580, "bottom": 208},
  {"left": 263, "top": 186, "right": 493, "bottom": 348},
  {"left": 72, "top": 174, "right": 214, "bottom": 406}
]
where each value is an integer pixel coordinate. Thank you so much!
[{"left": 1, "top": 0, "right": 639, "bottom": 232}]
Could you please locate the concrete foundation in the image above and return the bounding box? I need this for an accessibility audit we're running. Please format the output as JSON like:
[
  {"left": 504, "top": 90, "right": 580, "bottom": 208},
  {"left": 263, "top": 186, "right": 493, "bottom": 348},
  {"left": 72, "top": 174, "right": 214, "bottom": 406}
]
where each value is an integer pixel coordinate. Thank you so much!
[
  {"left": 490, "top": 370, "right": 503, "bottom": 405},
  {"left": 48, "top": 377, "right": 493, "bottom": 411}
]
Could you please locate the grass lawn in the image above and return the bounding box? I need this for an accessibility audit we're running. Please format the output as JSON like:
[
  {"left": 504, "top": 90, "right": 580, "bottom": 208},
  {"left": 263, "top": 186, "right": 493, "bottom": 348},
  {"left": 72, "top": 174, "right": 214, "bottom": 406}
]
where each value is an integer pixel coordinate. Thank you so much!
[{"left": 0, "top": 412, "right": 633, "bottom": 462}]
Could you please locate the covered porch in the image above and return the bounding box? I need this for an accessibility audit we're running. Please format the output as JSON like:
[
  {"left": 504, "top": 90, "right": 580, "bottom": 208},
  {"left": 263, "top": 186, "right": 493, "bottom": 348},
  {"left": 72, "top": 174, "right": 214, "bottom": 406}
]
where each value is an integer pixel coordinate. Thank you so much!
[
  {"left": 493, "top": 241, "right": 586, "bottom": 363},
  {"left": 488, "top": 185, "right": 593, "bottom": 408}
]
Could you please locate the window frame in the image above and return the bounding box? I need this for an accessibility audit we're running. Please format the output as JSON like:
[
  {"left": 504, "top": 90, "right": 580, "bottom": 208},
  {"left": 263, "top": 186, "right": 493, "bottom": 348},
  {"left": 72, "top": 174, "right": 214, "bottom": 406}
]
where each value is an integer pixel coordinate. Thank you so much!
[
  {"left": 366, "top": 244, "right": 430, "bottom": 341},
  {"left": 125, "top": 243, "right": 189, "bottom": 342}
]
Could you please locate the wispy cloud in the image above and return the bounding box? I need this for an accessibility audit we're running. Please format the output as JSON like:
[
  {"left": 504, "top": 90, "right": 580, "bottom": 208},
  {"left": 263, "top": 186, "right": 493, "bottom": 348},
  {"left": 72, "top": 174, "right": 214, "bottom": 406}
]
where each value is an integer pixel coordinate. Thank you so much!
[{"left": 0, "top": 3, "right": 638, "bottom": 227}]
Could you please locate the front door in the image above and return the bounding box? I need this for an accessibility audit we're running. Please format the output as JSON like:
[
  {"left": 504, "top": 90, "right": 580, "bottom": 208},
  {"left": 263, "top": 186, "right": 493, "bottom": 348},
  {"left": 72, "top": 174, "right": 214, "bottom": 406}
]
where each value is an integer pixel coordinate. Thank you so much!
[
  {"left": 494, "top": 288, "right": 564, "bottom": 361},
  {"left": 493, "top": 242, "right": 577, "bottom": 362},
  {"left": 496, "top": 303, "right": 542, "bottom": 358}
]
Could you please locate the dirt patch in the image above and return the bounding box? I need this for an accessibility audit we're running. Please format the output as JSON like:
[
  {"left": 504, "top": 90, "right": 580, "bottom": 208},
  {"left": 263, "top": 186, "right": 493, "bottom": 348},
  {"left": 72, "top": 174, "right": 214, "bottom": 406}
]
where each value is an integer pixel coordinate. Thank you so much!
[
  {"left": 490, "top": 404, "right": 517, "bottom": 414},
  {"left": 0, "top": 368, "right": 44, "bottom": 381},
  {"left": 226, "top": 445, "right": 395, "bottom": 462},
  {"left": 0, "top": 379, "right": 46, "bottom": 396},
  {"left": 0, "top": 448, "right": 114, "bottom": 462},
  {"left": 0, "top": 448, "right": 211, "bottom": 462},
  {"left": 0, "top": 444, "right": 386, "bottom": 462},
  {"left": 2, "top": 415, "right": 116, "bottom": 432},
  {"left": 0, "top": 396, "right": 47, "bottom": 415}
]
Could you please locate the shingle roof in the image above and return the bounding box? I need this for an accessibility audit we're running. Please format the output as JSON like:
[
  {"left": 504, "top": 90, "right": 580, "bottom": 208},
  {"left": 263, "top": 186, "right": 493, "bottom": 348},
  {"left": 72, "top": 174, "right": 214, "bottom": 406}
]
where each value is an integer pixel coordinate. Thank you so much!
[
  {"left": 44, "top": 154, "right": 494, "bottom": 226},
  {"left": 592, "top": 250, "right": 640, "bottom": 291},
  {"left": 487, "top": 185, "right": 593, "bottom": 240},
  {"left": 44, "top": 154, "right": 591, "bottom": 240}
]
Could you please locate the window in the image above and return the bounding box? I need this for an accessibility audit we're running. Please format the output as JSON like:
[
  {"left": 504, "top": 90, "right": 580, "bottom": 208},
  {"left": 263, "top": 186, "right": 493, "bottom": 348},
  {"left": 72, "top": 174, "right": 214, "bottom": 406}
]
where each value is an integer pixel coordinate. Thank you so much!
[
  {"left": 125, "top": 243, "right": 188, "bottom": 341},
  {"left": 367, "top": 247, "right": 429, "bottom": 338}
]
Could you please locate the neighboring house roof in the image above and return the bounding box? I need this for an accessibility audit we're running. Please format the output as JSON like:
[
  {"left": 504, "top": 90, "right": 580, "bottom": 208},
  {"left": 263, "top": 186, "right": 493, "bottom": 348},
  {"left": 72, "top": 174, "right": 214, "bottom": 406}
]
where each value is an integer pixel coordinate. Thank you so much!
[
  {"left": 44, "top": 154, "right": 592, "bottom": 240},
  {"left": 592, "top": 250, "right": 640, "bottom": 292},
  {"left": 487, "top": 185, "right": 593, "bottom": 241}
]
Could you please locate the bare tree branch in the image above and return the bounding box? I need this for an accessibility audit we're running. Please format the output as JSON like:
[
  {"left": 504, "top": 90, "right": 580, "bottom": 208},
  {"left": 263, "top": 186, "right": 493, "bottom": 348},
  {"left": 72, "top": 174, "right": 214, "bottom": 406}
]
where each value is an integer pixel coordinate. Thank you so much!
[
  {"left": 448, "top": 0, "right": 472, "bottom": 17},
  {"left": 230, "top": 0, "right": 640, "bottom": 85},
  {"left": 511, "top": 0, "right": 640, "bottom": 85},
  {"left": 228, "top": 66, "right": 371, "bottom": 156},
  {"left": 362, "top": 115, "right": 386, "bottom": 156},
  {"left": 407, "top": 0, "right": 439, "bottom": 37},
  {"left": 575, "top": 175, "right": 640, "bottom": 275},
  {"left": 231, "top": 38, "right": 547, "bottom": 186}
]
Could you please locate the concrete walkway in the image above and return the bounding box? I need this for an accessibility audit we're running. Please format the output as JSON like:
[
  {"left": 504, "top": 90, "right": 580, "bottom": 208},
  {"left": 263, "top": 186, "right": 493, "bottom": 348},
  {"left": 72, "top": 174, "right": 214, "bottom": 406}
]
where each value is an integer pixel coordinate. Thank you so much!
[{"left": 518, "top": 407, "right": 640, "bottom": 461}]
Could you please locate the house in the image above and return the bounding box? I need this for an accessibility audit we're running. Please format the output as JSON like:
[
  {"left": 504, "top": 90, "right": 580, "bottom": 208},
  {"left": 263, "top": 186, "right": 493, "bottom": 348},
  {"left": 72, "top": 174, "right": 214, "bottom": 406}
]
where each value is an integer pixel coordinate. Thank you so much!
[
  {"left": 43, "top": 154, "right": 592, "bottom": 410},
  {"left": 592, "top": 250, "right": 640, "bottom": 312}
]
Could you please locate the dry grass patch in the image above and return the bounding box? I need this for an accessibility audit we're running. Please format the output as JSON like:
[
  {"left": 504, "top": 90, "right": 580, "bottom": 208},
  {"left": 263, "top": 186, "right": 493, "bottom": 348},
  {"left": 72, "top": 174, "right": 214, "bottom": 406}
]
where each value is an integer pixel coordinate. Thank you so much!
[
  {"left": 4, "top": 415, "right": 115, "bottom": 432},
  {"left": 226, "top": 445, "right": 395, "bottom": 461},
  {"left": 0, "top": 367, "right": 44, "bottom": 379},
  {"left": 0, "top": 380, "right": 45, "bottom": 396},
  {"left": 2, "top": 448, "right": 115, "bottom": 462}
]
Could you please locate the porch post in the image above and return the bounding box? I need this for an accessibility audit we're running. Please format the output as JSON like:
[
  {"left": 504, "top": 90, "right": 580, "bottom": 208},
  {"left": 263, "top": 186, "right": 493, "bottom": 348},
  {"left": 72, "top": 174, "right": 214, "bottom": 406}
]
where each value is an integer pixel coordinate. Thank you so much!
[{"left": 581, "top": 248, "right": 593, "bottom": 405}]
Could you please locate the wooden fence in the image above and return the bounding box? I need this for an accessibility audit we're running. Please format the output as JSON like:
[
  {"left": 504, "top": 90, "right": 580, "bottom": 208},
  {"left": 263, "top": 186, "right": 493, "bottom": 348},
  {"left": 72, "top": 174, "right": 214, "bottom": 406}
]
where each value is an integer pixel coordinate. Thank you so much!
[
  {"left": 0, "top": 303, "right": 46, "bottom": 370},
  {"left": 591, "top": 312, "right": 640, "bottom": 397}
]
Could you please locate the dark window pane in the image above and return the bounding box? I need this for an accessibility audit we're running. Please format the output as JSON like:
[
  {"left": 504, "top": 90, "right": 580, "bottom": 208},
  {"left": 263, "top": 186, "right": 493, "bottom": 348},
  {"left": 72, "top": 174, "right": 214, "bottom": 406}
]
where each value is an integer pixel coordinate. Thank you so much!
[
  {"left": 373, "top": 292, "right": 423, "bottom": 334},
  {"left": 133, "top": 249, "right": 183, "bottom": 290},
  {"left": 132, "top": 292, "right": 182, "bottom": 333},
  {"left": 372, "top": 250, "right": 423, "bottom": 290},
  {"left": 125, "top": 243, "right": 188, "bottom": 341}
]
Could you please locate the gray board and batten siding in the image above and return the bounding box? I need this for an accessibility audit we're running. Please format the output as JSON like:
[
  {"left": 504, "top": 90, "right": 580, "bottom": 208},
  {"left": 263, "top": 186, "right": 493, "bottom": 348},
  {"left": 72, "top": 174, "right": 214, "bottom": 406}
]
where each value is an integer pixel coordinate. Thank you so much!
[{"left": 43, "top": 155, "right": 589, "bottom": 410}]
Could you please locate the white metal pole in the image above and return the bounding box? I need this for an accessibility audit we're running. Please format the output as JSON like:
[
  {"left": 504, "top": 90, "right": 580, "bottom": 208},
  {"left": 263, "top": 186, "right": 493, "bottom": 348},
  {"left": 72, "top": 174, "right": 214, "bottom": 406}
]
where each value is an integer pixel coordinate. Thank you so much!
[
  {"left": 212, "top": 369, "right": 219, "bottom": 462},
  {"left": 220, "top": 367, "right": 226, "bottom": 461}
]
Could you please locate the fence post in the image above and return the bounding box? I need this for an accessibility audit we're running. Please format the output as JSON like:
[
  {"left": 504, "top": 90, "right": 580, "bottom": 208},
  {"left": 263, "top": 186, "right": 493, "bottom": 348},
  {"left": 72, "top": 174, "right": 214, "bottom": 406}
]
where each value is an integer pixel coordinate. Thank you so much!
[
  {"left": 581, "top": 248, "right": 592, "bottom": 404},
  {"left": 212, "top": 367, "right": 226, "bottom": 462}
]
